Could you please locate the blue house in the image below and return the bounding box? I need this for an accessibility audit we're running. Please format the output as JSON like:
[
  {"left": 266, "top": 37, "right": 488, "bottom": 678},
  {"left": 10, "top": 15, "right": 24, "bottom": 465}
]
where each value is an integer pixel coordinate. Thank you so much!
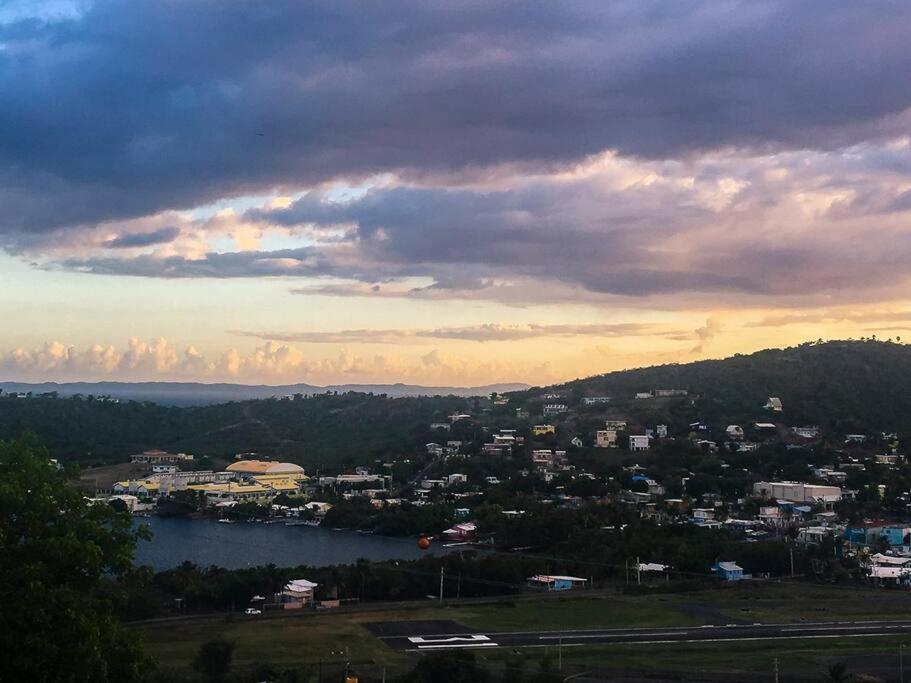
[
  {"left": 711, "top": 561, "right": 744, "bottom": 582},
  {"left": 527, "top": 574, "right": 588, "bottom": 592},
  {"left": 882, "top": 527, "right": 911, "bottom": 549}
]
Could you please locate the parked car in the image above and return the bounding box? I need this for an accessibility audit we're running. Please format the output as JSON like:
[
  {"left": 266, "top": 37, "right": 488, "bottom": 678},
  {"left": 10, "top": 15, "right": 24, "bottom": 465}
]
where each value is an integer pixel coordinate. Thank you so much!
[{"left": 244, "top": 608, "right": 262, "bottom": 615}]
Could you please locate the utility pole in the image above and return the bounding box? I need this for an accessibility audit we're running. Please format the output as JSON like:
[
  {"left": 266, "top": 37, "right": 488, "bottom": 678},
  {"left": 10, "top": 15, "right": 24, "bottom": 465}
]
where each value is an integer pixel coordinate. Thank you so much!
[
  {"left": 625, "top": 559, "right": 629, "bottom": 584},
  {"left": 901, "top": 643, "right": 905, "bottom": 683},
  {"left": 558, "top": 638, "right": 563, "bottom": 672},
  {"left": 439, "top": 566, "right": 444, "bottom": 603},
  {"left": 637, "top": 556, "right": 641, "bottom": 585},
  {"left": 789, "top": 544, "right": 795, "bottom": 578}
]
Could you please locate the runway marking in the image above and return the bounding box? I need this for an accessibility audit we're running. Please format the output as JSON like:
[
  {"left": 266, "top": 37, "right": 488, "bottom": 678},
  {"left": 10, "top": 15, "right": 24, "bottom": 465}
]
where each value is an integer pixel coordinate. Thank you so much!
[
  {"left": 416, "top": 642, "right": 500, "bottom": 650},
  {"left": 408, "top": 635, "right": 493, "bottom": 646},
  {"left": 539, "top": 632, "right": 683, "bottom": 640}
]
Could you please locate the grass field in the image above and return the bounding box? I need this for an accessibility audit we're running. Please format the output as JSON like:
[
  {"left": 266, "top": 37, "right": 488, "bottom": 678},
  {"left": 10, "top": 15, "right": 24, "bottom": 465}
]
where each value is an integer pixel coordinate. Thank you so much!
[{"left": 133, "top": 582, "right": 911, "bottom": 679}]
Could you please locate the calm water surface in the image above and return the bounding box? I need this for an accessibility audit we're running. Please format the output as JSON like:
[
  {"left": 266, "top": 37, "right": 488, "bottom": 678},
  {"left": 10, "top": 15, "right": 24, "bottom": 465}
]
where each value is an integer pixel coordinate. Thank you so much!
[{"left": 134, "top": 516, "right": 442, "bottom": 570}]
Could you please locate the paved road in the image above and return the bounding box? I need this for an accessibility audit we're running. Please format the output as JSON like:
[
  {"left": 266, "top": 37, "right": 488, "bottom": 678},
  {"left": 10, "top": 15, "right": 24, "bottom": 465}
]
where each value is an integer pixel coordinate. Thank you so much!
[{"left": 373, "top": 619, "right": 911, "bottom": 651}]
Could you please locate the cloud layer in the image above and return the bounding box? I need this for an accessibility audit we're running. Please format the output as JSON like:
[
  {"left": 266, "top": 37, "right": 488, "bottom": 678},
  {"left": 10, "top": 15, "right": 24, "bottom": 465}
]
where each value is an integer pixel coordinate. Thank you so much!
[
  {"left": 3, "top": 1, "right": 911, "bottom": 237},
  {"left": 4, "top": 2, "right": 911, "bottom": 383},
  {"left": 0, "top": 338, "right": 557, "bottom": 385}
]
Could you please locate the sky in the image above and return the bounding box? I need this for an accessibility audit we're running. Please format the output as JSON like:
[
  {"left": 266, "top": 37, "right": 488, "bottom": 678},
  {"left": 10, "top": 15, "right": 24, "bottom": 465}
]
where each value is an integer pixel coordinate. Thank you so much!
[{"left": 3, "top": 1, "right": 911, "bottom": 386}]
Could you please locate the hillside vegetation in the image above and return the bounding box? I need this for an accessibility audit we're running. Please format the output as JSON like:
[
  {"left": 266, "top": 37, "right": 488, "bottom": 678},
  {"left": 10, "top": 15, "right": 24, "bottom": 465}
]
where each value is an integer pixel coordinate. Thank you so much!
[
  {"left": 532, "top": 339, "right": 911, "bottom": 434},
  {"left": 2, "top": 340, "right": 908, "bottom": 468},
  {"left": 0, "top": 392, "right": 468, "bottom": 469}
]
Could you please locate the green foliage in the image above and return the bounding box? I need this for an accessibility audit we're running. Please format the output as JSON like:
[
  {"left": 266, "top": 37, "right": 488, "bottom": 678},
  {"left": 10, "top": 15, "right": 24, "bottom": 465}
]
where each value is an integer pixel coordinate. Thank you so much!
[
  {"left": 550, "top": 339, "right": 911, "bottom": 433},
  {"left": 0, "top": 437, "right": 152, "bottom": 681},
  {"left": 0, "top": 392, "right": 467, "bottom": 470},
  {"left": 405, "top": 650, "right": 490, "bottom": 683},
  {"left": 192, "top": 639, "right": 235, "bottom": 682}
]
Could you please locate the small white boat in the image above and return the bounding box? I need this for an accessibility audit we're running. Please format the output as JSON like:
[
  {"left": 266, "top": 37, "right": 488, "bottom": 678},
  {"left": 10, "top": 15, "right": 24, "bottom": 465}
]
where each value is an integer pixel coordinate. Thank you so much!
[{"left": 217, "top": 518, "right": 235, "bottom": 524}]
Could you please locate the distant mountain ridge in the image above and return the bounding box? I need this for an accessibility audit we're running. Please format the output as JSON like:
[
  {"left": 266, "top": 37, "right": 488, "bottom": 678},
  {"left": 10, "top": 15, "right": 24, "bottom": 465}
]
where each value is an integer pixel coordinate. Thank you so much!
[{"left": 0, "top": 380, "right": 530, "bottom": 406}]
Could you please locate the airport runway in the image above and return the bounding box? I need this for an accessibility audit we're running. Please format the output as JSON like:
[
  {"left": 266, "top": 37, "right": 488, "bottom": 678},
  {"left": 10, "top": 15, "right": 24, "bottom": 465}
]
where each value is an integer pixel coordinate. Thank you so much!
[{"left": 367, "top": 619, "right": 911, "bottom": 651}]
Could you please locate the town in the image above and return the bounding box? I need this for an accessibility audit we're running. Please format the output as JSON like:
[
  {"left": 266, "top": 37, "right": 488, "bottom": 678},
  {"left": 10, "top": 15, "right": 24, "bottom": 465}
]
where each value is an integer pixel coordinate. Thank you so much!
[{"left": 77, "top": 380, "right": 911, "bottom": 594}]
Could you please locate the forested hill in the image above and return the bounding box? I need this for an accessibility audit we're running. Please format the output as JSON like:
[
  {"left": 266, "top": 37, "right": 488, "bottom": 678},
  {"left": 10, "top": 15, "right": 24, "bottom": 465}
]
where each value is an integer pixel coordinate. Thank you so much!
[
  {"left": 537, "top": 339, "right": 911, "bottom": 433},
  {"left": 2, "top": 339, "right": 910, "bottom": 468},
  {"left": 0, "top": 392, "right": 470, "bottom": 469}
]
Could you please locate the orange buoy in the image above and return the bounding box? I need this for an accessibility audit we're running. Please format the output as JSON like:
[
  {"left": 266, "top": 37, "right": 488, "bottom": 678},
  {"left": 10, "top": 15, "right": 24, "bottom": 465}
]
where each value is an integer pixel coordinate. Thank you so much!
[{"left": 417, "top": 536, "right": 432, "bottom": 550}]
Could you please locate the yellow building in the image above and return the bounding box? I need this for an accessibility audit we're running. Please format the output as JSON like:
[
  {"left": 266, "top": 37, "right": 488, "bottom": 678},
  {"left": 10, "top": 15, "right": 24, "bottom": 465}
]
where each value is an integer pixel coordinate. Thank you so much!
[
  {"left": 253, "top": 476, "right": 303, "bottom": 494},
  {"left": 112, "top": 479, "right": 161, "bottom": 496},
  {"left": 532, "top": 424, "right": 556, "bottom": 436},
  {"left": 187, "top": 482, "right": 273, "bottom": 505},
  {"left": 226, "top": 460, "right": 307, "bottom": 480}
]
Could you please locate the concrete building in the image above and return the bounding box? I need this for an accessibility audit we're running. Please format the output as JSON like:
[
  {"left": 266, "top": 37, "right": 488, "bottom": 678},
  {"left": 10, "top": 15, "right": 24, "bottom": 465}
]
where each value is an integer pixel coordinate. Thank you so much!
[
  {"left": 226, "top": 460, "right": 307, "bottom": 480},
  {"left": 130, "top": 449, "right": 194, "bottom": 465},
  {"left": 596, "top": 429, "right": 618, "bottom": 448},
  {"left": 629, "top": 435, "right": 650, "bottom": 451},
  {"left": 280, "top": 579, "right": 318, "bottom": 608},
  {"left": 753, "top": 481, "right": 842, "bottom": 504}
]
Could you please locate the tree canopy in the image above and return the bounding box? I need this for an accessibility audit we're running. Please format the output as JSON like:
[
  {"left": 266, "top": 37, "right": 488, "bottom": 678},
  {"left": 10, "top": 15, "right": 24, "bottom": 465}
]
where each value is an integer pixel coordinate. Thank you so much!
[{"left": 0, "top": 438, "right": 151, "bottom": 681}]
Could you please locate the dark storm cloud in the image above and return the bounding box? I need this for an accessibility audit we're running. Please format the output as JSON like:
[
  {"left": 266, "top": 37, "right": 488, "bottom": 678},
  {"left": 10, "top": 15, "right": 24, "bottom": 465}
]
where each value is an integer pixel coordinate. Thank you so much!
[
  {"left": 2, "top": 0, "right": 911, "bottom": 234},
  {"left": 102, "top": 226, "right": 180, "bottom": 248}
]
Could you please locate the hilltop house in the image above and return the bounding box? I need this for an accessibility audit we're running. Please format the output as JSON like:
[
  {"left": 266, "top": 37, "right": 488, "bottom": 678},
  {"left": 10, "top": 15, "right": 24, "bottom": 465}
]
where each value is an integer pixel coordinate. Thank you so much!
[
  {"left": 654, "top": 388, "right": 688, "bottom": 397},
  {"left": 725, "top": 425, "right": 745, "bottom": 441},
  {"left": 130, "top": 449, "right": 194, "bottom": 465},
  {"left": 764, "top": 397, "right": 783, "bottom": 412},
  {"left": 629, "top": 435, "right": 650, "bottom": 452},
  {"left": 532, "top": 424, "right": 556, "bottom": 436},
  {"left": 596, "top": 429, "right": 618, "bottom": 448}
]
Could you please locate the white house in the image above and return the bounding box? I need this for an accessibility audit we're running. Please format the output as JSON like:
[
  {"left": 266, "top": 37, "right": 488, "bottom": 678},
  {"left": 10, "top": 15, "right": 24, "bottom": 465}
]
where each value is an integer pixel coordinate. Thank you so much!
[
  {"left": 753, "top": 481, "right": 842, "bottom": 504},
  {"left": 280, "top": 579, "right": 318, "bottom": 608},
  {"left": 764, "top": 397, "right": 783, "bottom": 412},
  {"left": 442, "top": 522, "right": 476, "bottom": 541},
  {"left": 725, "top": 425, "right": 745, "bottom": 441},
  {"left": 629, "top": 435, "right": 650, "bottom": 451}
]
